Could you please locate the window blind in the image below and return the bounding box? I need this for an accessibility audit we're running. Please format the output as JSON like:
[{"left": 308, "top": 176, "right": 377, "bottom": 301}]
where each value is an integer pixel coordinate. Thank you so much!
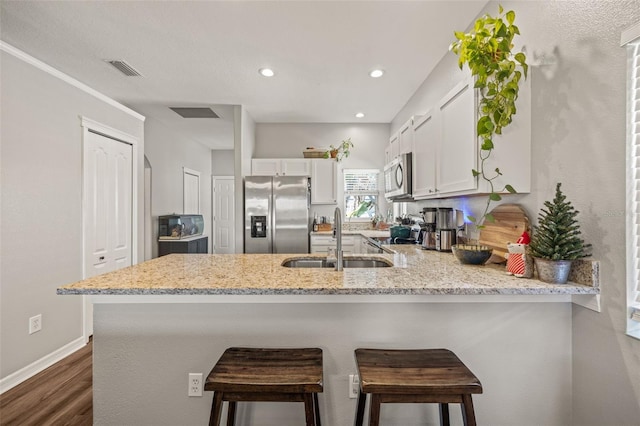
[
  {"left": 344, "top": 169, "right": 379, "bottom": 193},
  {"left": 632, "top": 43, "right": 640, "bottom": 303}
]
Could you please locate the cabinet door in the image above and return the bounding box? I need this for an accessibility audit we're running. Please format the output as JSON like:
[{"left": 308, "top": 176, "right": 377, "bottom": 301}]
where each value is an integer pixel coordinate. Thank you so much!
[
  {"left": 437, "top": 78, "right": 477, "bottom": 194},
  {"left": 384, "top": 145, "right": 392, "bottom": 164},
  {"left": 311, "top": 160, "right": 337, "bottom": 204},
  {"left": 411, "top": 112, "right": 438, "bottom": 199},
  {"left": 252, "top": 159, "right": 281, "bottom": 176},
  {"left": 389, "top": 132, "right": 399, "bottom": 160},
  {"left": 281, "top": 159, "right": 311, "bottom": 176},
  {"left": 398, "top": 118, "right": 413, "bottom": 154}
]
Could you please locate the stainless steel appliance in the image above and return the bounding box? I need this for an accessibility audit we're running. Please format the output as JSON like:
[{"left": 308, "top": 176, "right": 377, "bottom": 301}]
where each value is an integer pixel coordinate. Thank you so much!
[
  {"left": 421, "top": 208, "right": 437, "bottom": 250},
  {"left": 384, "top": 153, "right": 412, "bottom": 200},
  {"left": 244, "top": 176, "right": 310, "bottom": 253},
  {"left": 435, "top": 208, "right": 463, "bottom": 252}
]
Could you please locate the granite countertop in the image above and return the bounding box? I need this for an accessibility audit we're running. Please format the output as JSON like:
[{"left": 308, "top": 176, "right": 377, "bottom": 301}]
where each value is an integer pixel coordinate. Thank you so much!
[{"left": 57, "top": 245, "right": 599, "bottom": 296}]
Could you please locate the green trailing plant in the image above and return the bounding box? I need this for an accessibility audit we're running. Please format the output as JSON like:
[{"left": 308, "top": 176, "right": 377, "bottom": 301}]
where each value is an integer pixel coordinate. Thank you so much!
[
  {"left": 529, "top": 183, "right": 591, "bottom": 261},
  {"left": 323, "top": 137, "right": 354, "bottom": 162},
  {"left": 450, "top": 5, "right": 528, "bottom": 228}
]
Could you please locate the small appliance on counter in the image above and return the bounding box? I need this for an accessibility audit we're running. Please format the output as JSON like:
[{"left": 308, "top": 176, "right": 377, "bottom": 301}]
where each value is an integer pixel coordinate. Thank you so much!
[
  {"left": 158, "top": 214, "right": 204, "bottom": 239},
  {"left": 434, "top": 208, "right": 464, "bottom": 252},
  {"left": 421, "top": 208, "right": 437, "bottom": 250}
]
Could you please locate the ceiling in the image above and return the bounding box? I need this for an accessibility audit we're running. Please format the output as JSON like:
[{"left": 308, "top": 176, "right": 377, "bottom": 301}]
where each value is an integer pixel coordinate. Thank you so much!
[{"left": 0, "top": 1, "right": 488, "bottom": 150}]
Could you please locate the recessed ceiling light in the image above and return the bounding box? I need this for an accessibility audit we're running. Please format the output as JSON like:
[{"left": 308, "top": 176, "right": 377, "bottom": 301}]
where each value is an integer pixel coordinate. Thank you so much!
[
  {"left": 355, "top": 112, "right": 365, "bottom": 118},
  {"left": 259, "top": 68, "right": 275, "bottom": 77},
  {"left": 369, "top": 69, "right": 384, "bottom": 78}
]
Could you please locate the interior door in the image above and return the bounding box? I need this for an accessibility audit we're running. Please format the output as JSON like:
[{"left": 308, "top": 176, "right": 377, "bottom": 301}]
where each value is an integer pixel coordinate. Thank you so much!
[
  {"left": 84, "top": 130, "right": 133, "bottom": 337},
  {"left": 213, "top": 176, "right": 235, "bottom": 253}
]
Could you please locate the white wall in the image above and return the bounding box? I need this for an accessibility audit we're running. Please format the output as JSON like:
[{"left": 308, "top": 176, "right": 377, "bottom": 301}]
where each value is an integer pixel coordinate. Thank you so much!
[
  {"left": 211, "top": 149, "right": 234, "bottom": 176},
  {"left": 234, "top": 105, "right": 256, "bottom": 253},
  {"left": 391, "top": 1, "right": 640, "bottom": 423},
  {"left": 0, "top": 49, "right": 144, "bottom": 383},
  {"left": 255, "top": 123, "right": 391, "bottom": 220},
  {"left": 144, "top": 117, "right": 213, "bottom": 257}
]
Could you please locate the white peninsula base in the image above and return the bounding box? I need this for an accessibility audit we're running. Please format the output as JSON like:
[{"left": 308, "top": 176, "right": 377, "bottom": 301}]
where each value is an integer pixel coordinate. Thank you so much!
[{"left": 93, "top": 298, "right": 572, "bottom": 426}]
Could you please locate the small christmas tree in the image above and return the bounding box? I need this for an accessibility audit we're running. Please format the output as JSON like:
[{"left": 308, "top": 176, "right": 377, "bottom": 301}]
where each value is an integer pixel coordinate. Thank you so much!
[{"left": 529, "top": 183, "right": 591, "bottom": 261}]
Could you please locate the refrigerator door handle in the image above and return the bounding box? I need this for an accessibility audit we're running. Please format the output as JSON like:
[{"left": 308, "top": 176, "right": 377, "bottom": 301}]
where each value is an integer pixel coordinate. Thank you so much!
[{"left": 271, "top": 193, "right": 276, "bottom": 253}]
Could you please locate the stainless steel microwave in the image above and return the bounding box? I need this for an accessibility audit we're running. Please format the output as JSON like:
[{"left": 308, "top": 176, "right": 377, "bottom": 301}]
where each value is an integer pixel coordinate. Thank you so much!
[{"left": 384, "top": 153, "right": 412, "bottom": 200}]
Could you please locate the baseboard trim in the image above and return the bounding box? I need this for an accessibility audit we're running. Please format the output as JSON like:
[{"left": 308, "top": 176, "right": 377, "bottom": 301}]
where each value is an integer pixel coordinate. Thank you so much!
[{"left": 0, "top": 336, "right": 87, "bottom": 394}]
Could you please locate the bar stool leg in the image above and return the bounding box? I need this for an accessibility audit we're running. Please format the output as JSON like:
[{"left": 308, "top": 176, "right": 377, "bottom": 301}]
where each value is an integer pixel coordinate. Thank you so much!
[
  {"left": 461, "top": 394, "right": 477, "bottom": 426},
  {"left": 209, "top": 392, "right": 224, "bottom": 426},
  {"left": 313, "top": 393, "right": 322, "bottom": 426},
  {"left": 354, "top": 390, "right": 366, "bottom": 426},
  {"left": 303, "top": 393, "right": 316, "bottom": 426},
  {"left": 226, "top": 401, "right": 236, "bottom": 426},
  {"left": 368, "top": 394, "right": 382, "bottom": 426},
  {"left": 439, "top": 403, "right": 450, "bottom": 426}
]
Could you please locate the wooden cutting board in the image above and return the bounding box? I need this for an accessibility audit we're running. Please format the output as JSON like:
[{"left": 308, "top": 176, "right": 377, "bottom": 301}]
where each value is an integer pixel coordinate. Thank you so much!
[{"left": 478, "top": 204, "right": 530, "bottom": 263}]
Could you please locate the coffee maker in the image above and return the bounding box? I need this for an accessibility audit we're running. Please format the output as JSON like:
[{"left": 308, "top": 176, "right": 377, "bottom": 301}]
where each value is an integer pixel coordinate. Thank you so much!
[
  {"left": 435, "top": 208, "right": 460, "bottom": 252},
  {"left": 420, "top": 208, "right": 437, "bottom": 250}
]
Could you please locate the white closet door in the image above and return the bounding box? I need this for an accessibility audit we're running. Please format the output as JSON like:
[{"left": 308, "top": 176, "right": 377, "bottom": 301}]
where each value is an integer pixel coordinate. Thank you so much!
[
  {"left": 84, "top": 131, "right": 132, "bottom": 278},
  {"left": 183, "top": 167, "right": 201, "bottom": 214}
]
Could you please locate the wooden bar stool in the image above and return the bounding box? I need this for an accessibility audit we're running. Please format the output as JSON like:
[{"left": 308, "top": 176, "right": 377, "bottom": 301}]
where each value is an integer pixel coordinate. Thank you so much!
[
  {"left": 205, "top": 347, "right": 323, "bottom": 426},
  {"left": 353, "top": 348, "right": 483, "bottom": 426}
]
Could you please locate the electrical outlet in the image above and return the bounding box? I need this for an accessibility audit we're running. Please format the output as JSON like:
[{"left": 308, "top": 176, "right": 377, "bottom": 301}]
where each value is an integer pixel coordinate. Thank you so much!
[
  {"left": 188, "top": 373, "right": 203, "bottom": 397},
  {"left": 29, "top": 314, "right": 42, "bottom": 334},
  {"left": 348, "top": 374, "right": 359, "bottom": 399}
]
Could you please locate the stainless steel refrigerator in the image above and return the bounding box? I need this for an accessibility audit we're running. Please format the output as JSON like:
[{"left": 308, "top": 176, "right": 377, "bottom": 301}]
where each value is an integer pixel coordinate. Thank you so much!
[{"left": 244, "top": 176, "right": 310, "bottom": 253}]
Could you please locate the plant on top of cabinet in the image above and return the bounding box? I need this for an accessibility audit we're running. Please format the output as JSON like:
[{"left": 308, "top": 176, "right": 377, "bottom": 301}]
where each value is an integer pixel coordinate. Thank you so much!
[
  {"left": 529, "top": 183, "right": 591, "bottom": 283},
  {"left": 323, "top": 137, "right": 354, "bottom": 162},
  {"left": 450, "top": 5, "right": 528, "bottom": 228}
]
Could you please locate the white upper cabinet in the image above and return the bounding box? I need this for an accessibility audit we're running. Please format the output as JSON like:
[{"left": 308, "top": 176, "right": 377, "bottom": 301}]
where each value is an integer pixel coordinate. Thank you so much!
[
  {"left": 437, "top": 77, "right": 477, "bottom": 194},
  {"left": 310, "top": 159, "right": 337, "bottom": 204},
  {"left": 251, "top": 158, "right": 311, "bottom": 176},
  {"left": 281, "top": 159, "right": 312, "bottom": 176},
  {"left": 389, "top": 132, "right": 399, "bottom": 161},
  {"left": 398, "top": 118, "right": 414, "bottom": 154},
  {"left": 411, "top": 71, "right": 531, "bottom": 200},
  {"left": 411, "top": 111, "right": 438, "bottom": 198}
]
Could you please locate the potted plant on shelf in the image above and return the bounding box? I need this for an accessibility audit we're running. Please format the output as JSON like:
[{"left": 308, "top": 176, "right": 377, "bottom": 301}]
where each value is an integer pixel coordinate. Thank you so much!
[
  {"left": 323, "top": 137, "right": 354, "bottom": 162},
  {"left": 529, "top": 183, "right": 591, "bottom": 284},
  {"left": 449, "top": 5, "right": 528, "bottom": 229}
]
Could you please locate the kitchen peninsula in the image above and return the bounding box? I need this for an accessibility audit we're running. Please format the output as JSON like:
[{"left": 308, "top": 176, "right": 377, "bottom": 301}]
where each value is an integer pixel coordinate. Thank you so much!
[{"left": 58, "top": 245, "right": 599, "bottom": 425}]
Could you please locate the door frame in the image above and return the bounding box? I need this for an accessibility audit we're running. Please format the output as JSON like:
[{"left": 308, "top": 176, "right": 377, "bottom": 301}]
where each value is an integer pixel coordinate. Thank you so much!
[
  {"left": 80, "top": 116, "right": 140, "bottom": 342},
  {"left": 212, "top": 175, "right": 235, "bottom": 253}
]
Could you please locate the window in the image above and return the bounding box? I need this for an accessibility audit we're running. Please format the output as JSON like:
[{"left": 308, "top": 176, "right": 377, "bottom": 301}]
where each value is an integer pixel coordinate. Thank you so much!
[
  {"left": 344, "top": 169, "right": 379, "bottom": 220},
  {"left": 623, "top": 22, "right": 640, "bottom": 339}
]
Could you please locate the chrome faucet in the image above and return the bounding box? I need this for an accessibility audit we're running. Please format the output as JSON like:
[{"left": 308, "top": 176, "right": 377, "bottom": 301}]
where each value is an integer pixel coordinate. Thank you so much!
[{"left": 333, "top": 207, "right": 343, "bottom": 271}]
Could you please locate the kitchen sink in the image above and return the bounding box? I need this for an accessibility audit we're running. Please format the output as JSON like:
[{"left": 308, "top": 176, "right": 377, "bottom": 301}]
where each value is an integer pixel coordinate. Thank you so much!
[{"left": 281, "top": 257, "right": 392, "bottom": 268}]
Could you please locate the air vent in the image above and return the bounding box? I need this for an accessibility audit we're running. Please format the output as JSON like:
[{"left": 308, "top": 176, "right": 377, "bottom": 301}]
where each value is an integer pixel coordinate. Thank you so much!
[
  {"left": 169, "top": 107, "right": 220, "bottom": 118},
  {"left": 106, "top": 60, "right": 143, "bottom": 77}
]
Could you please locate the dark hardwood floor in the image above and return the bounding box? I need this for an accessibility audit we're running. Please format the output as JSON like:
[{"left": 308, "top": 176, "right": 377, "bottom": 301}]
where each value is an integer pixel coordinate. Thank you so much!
[{"left": 0, "top": 339, "right": 92, "bottom": 426}]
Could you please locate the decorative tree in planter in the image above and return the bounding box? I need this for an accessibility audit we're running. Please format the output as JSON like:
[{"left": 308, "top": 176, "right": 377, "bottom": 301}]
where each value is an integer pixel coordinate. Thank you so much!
[
  {"left": 529, "top": 183, "right": 591, "bottom": 283},
  {"left": 450, "top": 5, "right": 528, "bottom": 228}
]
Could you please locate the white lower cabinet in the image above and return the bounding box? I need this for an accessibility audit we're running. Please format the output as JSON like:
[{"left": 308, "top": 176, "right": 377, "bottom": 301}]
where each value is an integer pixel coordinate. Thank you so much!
[{"left": 310, "top": 234, "right": 355, "bottom": 254}]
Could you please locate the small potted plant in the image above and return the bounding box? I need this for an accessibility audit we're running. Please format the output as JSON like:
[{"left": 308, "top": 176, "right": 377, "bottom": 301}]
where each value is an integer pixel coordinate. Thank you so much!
[
  {"left": 323, "top": 138, "right": 354, "bottom": 162},
  {"left": 529, "top": 183, "right": 591, "bottom": 283}
]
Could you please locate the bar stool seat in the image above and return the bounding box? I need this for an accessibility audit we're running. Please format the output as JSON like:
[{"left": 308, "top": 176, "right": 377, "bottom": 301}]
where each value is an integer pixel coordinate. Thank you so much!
[
  {"left": 354, "top": 348, "right": 482, "bottom": 426},
  {"left": 205, "top": 347, "right": 323, "bottom": 426}
]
